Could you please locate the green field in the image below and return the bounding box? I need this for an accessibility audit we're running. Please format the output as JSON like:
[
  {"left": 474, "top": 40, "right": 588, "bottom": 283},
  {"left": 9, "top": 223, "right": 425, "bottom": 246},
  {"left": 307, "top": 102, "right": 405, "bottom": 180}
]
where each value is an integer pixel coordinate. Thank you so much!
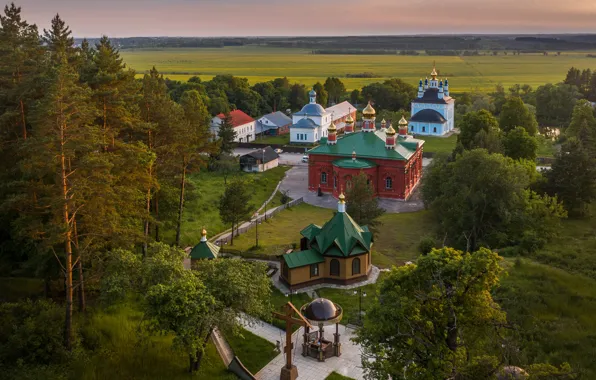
[
  {"left": 120, "top": 46, "right": 596, "bottom": 92},
  {"left": 223, "top": 328, "right": 277, "bottom": 374}
]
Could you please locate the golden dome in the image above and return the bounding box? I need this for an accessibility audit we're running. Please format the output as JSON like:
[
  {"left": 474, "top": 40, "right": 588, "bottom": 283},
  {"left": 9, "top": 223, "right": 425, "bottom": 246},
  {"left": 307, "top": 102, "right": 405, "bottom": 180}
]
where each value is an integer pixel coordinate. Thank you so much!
[
  {"left": 381, "top": 118, "right": 386, "bottom": 124},
  {"left": 338, "top": 192, "right": 346, "bottom": 203},
  {"left": 201, "top": 228, "right": 207, "bottom": 236},
  {"left": 386, "top": 124, "right": 396, "bottom": 136},
  {"left": 399, "top": 116, "right": 408, "bottom": 126},
  {"left": 362, "top": 102, "right": 376, "bottom": 118},
  {"left": 431, "top": 64, "right": 438, "bottom": 79},
  {"left": 345, "top": 114, "right": 354, "bottom": 124},
  {"left": 328, "top": 120, "right": 337, "bottom": 132}
]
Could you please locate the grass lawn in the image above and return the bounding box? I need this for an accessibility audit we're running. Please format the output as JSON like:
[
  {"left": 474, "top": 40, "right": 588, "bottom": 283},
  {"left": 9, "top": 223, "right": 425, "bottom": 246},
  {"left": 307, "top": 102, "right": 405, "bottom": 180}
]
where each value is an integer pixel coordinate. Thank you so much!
[
  {"left": 326, "top": 372, "right": 356, "bottom": 380},
  {"left": 223, "top": 327, "right": 278, "bottom": 374},
  {"left": 177, "top": 165, "right": 290, "bottom": 247},
  {"left": 536, "top": 135, "right": 557, "bottom": 158},
  {"left": 269, "top": 285, "right": 312, "bottom": 331},
  {"left": 71, "top": 304, "right": 235, "bottom": 380},
  {"left": 120, "top": 46, "right": 596, "bottom": 92},
  {"left": 417, "top": 134, "right": 457, "bottom": 155},
  {"left": 254, "top": 133, "right": 291, "bottom": 145},
  {"left": 497, "top": 259, "right": 596, "bottom": 378}
]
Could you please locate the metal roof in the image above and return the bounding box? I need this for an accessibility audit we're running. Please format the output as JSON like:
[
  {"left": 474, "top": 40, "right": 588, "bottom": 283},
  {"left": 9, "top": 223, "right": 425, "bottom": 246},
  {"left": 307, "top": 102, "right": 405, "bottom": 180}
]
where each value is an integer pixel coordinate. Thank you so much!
[
  {"left": 282, "top": 249, "right": 325, "bottom": 269},
  {"left": 333, "top": 158, "right": 377, "bottom": 169},
  {"left": 292, "top": 118, "right": 319, "bottom": 129},
  {"left": 189, "top": 241, "right": 220, "bottom": 260},
  {"left": 261, "top": 111, "right": 292, "bottom": 127},
  {"left": 295, "top": 103, "right": 328, "bottom": 117},
  {"left": 326, "top": 101, "right": 356, "bottom": 117},
  {"left": 240, "top": 146, "right": 279, "bottom": 163},
  {"left": 412, "top": 88, "right": 454, "bottom": 104},
  {"left": 410, "top": 109, "right": 448, "bottom": 124}
]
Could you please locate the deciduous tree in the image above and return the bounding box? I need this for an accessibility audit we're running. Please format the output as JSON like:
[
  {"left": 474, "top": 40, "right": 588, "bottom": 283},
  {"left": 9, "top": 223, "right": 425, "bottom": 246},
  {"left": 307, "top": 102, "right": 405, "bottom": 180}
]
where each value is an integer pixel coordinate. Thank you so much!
[
  {"left": 503, "top": 126, "right": 538, "bottom": 161},
  {"left": 346, "top": 172, "right": 385, "bottom": 233},
  {"left": 499, "top": 96, "right": 538, "bottom": 135}
]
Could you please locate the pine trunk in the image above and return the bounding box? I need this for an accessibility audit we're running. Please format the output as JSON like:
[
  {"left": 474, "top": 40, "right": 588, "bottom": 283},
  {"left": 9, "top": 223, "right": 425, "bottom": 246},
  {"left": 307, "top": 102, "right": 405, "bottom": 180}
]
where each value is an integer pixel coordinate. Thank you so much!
[
  {"left": 74, "top": 220, "right": 85, "bottom": 313},
  {"left": 20, "top": 99, "right": 27, "bottom": 140},
  {"left": 60, "top": 116, "right": 74, "bottom": 351},
  {"left": 103, "top": 99, "right": 107, "bottom": 151},
  {"left": 143, "top": 164, "right": 152, "bottom": 257},
  {"left": 154, "top": 193, "right": 160, "bottom": 242},
  {"left": 175, "top": 159, "right": 187, "bottom": 247}
]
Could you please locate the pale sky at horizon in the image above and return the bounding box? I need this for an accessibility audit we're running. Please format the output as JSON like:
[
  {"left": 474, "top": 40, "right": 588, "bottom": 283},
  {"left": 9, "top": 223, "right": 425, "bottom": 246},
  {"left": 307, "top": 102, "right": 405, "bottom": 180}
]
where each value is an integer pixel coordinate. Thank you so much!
[{"left": 10, "top": 0, "right": 596, "bottom": 38}]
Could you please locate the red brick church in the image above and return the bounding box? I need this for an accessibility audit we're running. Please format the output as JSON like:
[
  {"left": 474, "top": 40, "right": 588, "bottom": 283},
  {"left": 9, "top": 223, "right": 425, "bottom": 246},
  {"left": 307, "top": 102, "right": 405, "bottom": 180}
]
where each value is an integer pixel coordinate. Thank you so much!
[{"left": 307, "top": 103, "right": 424, "bottom": 200}]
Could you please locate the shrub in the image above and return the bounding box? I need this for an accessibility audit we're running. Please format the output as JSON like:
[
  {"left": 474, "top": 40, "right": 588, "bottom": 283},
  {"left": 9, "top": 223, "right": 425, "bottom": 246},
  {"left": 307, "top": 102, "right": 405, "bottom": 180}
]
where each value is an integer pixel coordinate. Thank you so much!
[
  {"left": 417, "top": 235, "right": 437, "bottom": 255},
  {"left": 280, "top": 190, "right": 291, "bottom": 205}
]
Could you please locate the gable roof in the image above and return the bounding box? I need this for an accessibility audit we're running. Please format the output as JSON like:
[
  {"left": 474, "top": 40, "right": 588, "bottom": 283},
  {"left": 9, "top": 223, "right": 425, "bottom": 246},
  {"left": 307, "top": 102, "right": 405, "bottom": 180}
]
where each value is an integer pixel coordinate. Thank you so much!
[
  {"left": 217, "top": 110, "right": 254, "bottom": 128},
  {"left": 326, "top": 101, "right": 356, "bottom": 118},
  {"left": 411, "top": 109, "right": 447, "bottom": 124},
  {"left": 282, "top": 249, "right": 325, "bottom": 269},
  {"left": 190, "top": 241, "right": 220, "bottom": 260},
  {"left": 262, "top": 111, "right": 292, "bottom": 127},
  {"left": 412, "top": 88, "right": 454, "bottom": 104},
  {"left": 307, "top": 130, "right": 423, "bottom": 161},
  {"left": 240, "top": 146, "right": 279, "bottom": 163},
  {"left": 301, "top": 212, "right": 373, "bottom": 257}
]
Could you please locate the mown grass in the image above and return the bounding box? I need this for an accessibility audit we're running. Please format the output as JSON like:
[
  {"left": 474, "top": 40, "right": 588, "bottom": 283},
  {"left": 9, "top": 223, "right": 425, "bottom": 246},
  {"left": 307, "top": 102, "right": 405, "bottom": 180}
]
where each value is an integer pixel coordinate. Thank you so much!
[
  {"left": 72, "top": 304, "right": 236, "bottom": 380},
  {"left": 223, "top": 327, "right": 277, "bottom": 374},
  {"left": 120, "top": 46, "right": 596, "bottom": 92},
  {"left": 254, "top": 133, "right": 291, "bottom": 145},
  {"left": 497, "top": 259, "right": 596, "bottom": 378},
  {"left": 178, "top": 165, "right": 290, "bottom": 247},
  {"left": 417, "top": 134, "right": 458, "bottom": 155},
  {"left": 326, "top": 372, "right": 356, "bottom": 380}
]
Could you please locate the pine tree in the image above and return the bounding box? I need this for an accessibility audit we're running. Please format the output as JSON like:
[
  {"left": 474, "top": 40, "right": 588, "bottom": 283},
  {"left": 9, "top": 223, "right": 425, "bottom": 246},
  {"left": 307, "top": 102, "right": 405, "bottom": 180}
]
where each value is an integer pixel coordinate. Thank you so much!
[
  {"left": 42, "top": 14, "right": 77, "bottom": 65},
  {"left": 217, "top": 112, "right": 236, "bottom": 155},
  {"left": 346, "top": 172, "right": 385, "bottom": 233},
  {"left": 219, "top": 179, "right": 252, "bottom": 245}
]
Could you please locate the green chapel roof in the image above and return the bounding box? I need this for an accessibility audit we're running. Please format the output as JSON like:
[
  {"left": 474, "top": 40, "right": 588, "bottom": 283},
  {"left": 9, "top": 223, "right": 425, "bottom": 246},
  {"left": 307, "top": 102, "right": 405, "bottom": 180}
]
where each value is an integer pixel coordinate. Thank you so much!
[
  {"left": 333, "top": 158, "right": 376, "bottom": 169},
  {"left": 302, "top": 211, "right": 372, "bottom": 257},
  {"left": 307, "top": 130, "right": 423, "bottom": 161},
  {"left": 190, "top": 240, "right": 220, "bottom": 260},
  {"left": 282, "top": 249, "right": 325, "bottom": 269}
]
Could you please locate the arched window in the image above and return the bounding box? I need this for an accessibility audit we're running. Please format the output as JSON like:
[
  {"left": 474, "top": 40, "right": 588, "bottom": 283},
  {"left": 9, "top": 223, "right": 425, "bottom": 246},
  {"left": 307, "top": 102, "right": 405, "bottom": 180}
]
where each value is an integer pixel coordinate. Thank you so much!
[
  {"left": 330, "top": 259, "right": 340, "bottom": 276},
  {"left": 352, "top": 257, "right": 361, "bottom": 275},
  {"left": 386, "top": 177, "right": 392, "bottom": 189},
  {"left": 422, "top": 126, "right": 426, "bottom": 133},
  {"left": 333, "top": 176, "right": 337, "bottom": 189},
  {"left": 321, "top": 172, "right": 327, "bottom": 184},
  {"left": 346, "top": 180, "right": 352, "bottom": 189},
  {"left": 410, "top": 125, "right": 414, "bottom": 132},
  {"left": 433, "top": 127, "right": 437, "bottom": 133}
]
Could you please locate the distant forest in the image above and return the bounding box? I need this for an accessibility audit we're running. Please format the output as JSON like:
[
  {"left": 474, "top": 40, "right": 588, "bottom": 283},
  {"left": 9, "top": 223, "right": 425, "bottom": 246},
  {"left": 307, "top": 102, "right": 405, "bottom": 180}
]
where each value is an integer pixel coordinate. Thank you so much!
[{"left": 74, "top": 35, "right": 596, "bottom": 52}]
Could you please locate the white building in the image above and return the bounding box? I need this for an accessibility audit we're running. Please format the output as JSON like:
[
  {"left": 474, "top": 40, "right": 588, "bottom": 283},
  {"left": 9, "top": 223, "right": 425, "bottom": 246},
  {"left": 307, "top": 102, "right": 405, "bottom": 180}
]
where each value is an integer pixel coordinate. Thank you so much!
[
  {"left": 210, "top": 110, "right": 256, "bottom": 142},
  {"left": 409, "top": 66, "right": 455, "bottom": 136},
  {"left": 290, "top": 90, "right": 356, "bottom": 143}
]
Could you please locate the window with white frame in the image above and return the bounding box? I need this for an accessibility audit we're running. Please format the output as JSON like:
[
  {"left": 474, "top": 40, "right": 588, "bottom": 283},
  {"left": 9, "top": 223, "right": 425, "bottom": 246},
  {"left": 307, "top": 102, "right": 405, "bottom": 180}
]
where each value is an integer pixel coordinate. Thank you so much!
[
  {"left": 321, "top": 172, "right": 327, "bottom": 184},
  {"left": 386, "top": 177, "right": 393, "bottom": 189}
]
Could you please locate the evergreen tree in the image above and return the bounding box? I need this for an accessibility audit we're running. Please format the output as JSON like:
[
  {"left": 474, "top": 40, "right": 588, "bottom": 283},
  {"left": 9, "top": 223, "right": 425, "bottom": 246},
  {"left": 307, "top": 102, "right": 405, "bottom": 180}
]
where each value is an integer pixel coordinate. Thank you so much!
[
  {"left": 217, "top": 112, "right": 236, "bottom": 155},
  {"left": 312, "top": 82, "right": 328, "bottom": 107},
  {"left": 219, "top": 179, "right": 252, "bottom": 245},
  {"left": 346, "top": 172, "right": 385, "bottom": 233},
  {"left": 42, "top": 14, "right": 77, "bottom": 64},
  {"left": 566, "top": 99, "right": 596, "bottom": 157}
]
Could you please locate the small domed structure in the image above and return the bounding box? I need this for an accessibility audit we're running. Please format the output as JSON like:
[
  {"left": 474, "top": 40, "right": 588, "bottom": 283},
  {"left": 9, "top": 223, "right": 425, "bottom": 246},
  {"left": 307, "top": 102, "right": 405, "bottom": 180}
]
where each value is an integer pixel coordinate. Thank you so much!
[
  {"left": 309, "top": 89, "right": 316, "bottom": 97},
  {"left": 362, "top": 102, "right": 376, "bottom": 118},
  {"left": 300, "top": 298, "right": 343, "bottom": 325}
]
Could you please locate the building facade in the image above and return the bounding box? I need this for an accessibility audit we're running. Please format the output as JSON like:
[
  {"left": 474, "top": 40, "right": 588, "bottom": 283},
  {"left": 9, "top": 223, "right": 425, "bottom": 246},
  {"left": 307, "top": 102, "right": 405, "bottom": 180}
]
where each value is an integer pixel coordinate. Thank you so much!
[
  {"left": 290, "top": 90, "right": 355, "bottom": 143},
  {"left": 210, "top": 110, "right": 256, "bottom": 142},
  {"left": 280, "top": 194, "right": 373, "bottom": 290},
  {"left": 239, "top": 146, "right": 279, "bottom": 172},
  {"left": 256, "top": 111, "right": 292, "bottom": 136},
  {"left": 409, "top": 65, "right": 455, "bottom": 136},
  {"left": 307, "top": 104, "right": 424, "bottom": 200}
]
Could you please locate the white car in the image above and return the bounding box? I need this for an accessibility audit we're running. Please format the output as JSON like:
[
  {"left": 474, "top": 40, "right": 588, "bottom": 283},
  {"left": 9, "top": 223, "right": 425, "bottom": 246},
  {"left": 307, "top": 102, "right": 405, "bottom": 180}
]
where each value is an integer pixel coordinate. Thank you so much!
[
  {"left": 301, "top": 155, "right": 308, "bottom": 163},
  {"left": 274, "top": 148, "right": 283, "bottom": 154}
]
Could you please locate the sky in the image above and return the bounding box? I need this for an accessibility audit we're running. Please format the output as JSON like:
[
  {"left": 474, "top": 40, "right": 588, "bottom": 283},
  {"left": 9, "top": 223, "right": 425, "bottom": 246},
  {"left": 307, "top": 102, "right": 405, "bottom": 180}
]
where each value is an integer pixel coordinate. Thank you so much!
[{"left": 12, "top": 0, "right": 596, "bottom": 37}]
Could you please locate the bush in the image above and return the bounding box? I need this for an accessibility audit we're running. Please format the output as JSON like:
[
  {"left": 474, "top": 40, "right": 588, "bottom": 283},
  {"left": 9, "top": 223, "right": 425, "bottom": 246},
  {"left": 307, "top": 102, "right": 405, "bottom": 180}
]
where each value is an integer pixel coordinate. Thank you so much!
[
  {"left": 280, "top": 190, "right": 291, "bottom": 205},
  {"left": 417, "top": 235, "right": 437, "bottom": 255},
  {"left": 0, "top": 299, "right": 70, "bottom": 366}
]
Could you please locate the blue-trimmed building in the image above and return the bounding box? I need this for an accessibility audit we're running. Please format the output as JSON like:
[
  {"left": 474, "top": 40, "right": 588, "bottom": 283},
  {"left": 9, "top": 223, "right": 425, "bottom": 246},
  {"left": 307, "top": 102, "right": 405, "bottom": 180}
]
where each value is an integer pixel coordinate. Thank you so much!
[{"left": 409, "top": 66, "right": 455, "bottom": 136}]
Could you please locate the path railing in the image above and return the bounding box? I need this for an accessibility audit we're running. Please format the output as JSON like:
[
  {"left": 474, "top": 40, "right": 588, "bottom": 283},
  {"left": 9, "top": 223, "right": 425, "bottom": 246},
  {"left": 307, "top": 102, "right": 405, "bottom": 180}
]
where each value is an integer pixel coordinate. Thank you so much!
[{"left": 215, "top": 197, "right": 303, "bottom": 246}]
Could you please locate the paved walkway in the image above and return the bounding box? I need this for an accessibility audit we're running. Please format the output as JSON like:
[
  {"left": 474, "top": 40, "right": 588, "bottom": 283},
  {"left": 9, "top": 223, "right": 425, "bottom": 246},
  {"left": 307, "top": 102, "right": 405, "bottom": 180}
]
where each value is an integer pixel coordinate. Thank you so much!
[{"left": 255, "top": 324, "right": 365, "bottom": 380}]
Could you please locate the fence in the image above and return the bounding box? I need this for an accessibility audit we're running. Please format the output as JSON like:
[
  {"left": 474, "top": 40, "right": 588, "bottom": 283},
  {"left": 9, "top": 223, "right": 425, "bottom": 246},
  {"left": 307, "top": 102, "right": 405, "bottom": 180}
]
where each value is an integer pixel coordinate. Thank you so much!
[{"left": 215, "top": 197, "right": 303, "bottom": 246}]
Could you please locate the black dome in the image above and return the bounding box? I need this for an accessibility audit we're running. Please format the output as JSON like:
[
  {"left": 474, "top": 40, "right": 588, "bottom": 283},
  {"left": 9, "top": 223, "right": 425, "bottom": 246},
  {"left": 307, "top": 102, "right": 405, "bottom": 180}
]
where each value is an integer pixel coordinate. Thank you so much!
[
  {"left": 410, "top": 109, "right": 447, "bottom": 124},
  {"left": 301, "top": 298, "right": 342, "bottom": 322}
]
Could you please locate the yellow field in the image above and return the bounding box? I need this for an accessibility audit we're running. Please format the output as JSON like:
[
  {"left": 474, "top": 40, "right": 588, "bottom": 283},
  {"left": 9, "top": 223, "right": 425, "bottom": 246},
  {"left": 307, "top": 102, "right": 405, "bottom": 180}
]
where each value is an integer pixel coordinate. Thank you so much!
[{"left": 119, "top": 46, "right": 596, "bottom": 92}]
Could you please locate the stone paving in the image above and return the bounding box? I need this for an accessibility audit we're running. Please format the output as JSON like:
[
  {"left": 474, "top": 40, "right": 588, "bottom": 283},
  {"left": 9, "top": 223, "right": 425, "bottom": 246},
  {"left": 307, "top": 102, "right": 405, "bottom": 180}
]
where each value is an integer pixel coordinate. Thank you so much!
[
  {"left": 279, "top": 166, "right": 428, "bottom": 213},
  {"left": 255, "top": 324, "right": 365, "bottom": 380}
]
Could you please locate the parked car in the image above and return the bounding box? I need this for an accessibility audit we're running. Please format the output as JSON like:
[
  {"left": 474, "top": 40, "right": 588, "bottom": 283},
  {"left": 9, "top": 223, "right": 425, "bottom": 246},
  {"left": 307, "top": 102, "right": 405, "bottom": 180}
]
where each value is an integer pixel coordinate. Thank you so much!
[
  {"left": 274, "top": 148, "right": 283, "bottom": 154},
  {"left": 301, "top": 155, "right": 308, "bottom": 163}
]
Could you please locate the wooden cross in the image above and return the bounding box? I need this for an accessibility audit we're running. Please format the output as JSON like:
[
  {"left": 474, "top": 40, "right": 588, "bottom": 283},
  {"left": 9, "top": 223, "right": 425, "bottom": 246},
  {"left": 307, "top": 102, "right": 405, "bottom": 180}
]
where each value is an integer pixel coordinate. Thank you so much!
[{"left": 272, "top": 302, "right": 312, "bottom": 370}]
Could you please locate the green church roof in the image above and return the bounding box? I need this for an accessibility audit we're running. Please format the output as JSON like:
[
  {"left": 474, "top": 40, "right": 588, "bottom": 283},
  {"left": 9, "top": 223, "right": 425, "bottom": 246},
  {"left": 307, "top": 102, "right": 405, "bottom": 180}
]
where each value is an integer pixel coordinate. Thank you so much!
[
  {"left": 333, "top": 158, "right": 377, "bottom": 169},
  {"left": 301, "top": 211, "right": 372, "bottom": 257},
  {"left": 282, "top": 249, "right": 325, "bottom": 269},
  {"left": 308, "top": 130, "right": 423, "bottom": 161},
  {"left": 190, "top": 241, "right": 220, "bottom": 260}
]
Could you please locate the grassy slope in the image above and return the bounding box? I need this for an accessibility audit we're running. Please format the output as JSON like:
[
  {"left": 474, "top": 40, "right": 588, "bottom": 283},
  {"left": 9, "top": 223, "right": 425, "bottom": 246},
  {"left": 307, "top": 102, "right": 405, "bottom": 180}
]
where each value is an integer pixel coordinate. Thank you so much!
[
  {"left": 72, "top": 305, "right": 236, "bottom": 380},
  {"left": 178, "top": 165, "right": 289, "bottom": 247},
  {"left": 497, "top": 259, "right": 596, "bottom": 378},
  {"left": 417, "top": 134, "right": 458, "bottom": 155},
  {"left": 326, "top": 372, "right": 356, "bottom": 380},
  {"left": 120, "top": 46, "right": 596, "bottom": 92},
  {"left": 224, "top": 328, "right": 277, "bottom": 374}
]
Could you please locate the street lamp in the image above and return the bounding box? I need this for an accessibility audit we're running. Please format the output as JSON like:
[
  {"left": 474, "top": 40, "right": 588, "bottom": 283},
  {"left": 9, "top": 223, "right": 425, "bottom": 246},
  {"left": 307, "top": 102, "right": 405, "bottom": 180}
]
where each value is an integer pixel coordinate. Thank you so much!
[{"left": 353, "top": 288, "right": 367, "bottom": 324}]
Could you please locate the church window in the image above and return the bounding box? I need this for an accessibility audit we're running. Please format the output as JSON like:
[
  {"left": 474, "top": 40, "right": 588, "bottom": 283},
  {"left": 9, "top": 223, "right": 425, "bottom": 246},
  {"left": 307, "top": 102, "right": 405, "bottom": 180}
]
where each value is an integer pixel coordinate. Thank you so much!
[
  {"left": 352, "top": 258, "right": 361, "bottom": 275},
  {"left": 410, "top": 125, "right": 414, "bottom": 132},
  {"left": 422, "top": 126, "right": 426, "bottom": 132},
  {"left": 330, "top": 259, "right": 340, "bottom": 276},
  {"left": 321, "top": 172, "right": 327, "bottom": 184},
  {"left": 386, "top": 177, "right": 393, "bottom": 189},
  {"left": 310, "top": 263, "right": 319, "bottom": 277},
  {"left": 433, "top": 127, "right": 437, "bottom": 133},
  {"left": 333, "top": 176, "right": 337, "bottom": 189},
  {"left": 346, "top": 180, "right": 352, "bottom": 189}
]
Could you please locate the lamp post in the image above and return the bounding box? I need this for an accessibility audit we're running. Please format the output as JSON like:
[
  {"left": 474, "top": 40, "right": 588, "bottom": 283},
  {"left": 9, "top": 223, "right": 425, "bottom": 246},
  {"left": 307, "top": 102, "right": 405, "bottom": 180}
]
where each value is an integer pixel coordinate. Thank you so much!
[
  {"left": 262, "top": 148, "right": 267, "bottom": 221},
  {"left": 353, "top": 288, "right": 367, "bottom": 324}
]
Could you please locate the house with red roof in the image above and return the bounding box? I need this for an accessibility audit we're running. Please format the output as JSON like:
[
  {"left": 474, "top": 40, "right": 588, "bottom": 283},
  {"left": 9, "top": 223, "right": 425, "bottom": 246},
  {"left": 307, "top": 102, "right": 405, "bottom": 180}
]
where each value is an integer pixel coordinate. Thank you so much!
[{"left": 210, "top": 110, "right": 256, "bottom": 142}]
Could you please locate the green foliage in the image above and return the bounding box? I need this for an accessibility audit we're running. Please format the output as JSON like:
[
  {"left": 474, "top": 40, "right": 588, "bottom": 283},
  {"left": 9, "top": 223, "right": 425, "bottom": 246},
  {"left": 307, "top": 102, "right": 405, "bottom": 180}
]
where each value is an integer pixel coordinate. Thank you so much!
[
  {"left": 534, "top": 83, "right": 580, "bottom": 127},
  {"left": 325, "top": 372, "right": 356, "bottom": 380},
  {"left": 457, "top": 109, "right": 502, "bottom": 153},
  {"left": 217, "top": 112, "right": 237, "bottom": 155},
  {"left": 313, "top": 81, "right": 328, "bottom": 107},
  {"left": 355, "top": 247, "right": 505, "bottom": 380},
  {"left": 219, "top": 178, "right": 253, "bottom": 245},
  {"left": 499, "top": 96, "right": 538, "bottom": 135},
  {"left": 0, "top": 299, "right": 69, "bottom": 366},
  {"left": 417, "top": 235, "right": 437, "bottom": 255},
  {"left": 503, "top": 126, "right": 538, "bottom": 161},
  {"left": 422, "top": 150, "right": 565, "bottom": 251},
  {"left": 223, "top": 328, "right": 277, "bottom": 374},
  {"left": 566, "top": 99, "right": 596, "bottom": 156},
  {"left": 361, "top": 78, "right": 416, "bottom": 111},
  {"left": 346, "top": 172, "right": 385, "bottom": 233},
  {"left": 544, "top": 139, "right": 596, "bottom": 216},
  {"left": 280, "top": 189, "right": 291, "bottom": 204},
  {"left": 324, "top": 76, "right": 346, "bottom": 104}
]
